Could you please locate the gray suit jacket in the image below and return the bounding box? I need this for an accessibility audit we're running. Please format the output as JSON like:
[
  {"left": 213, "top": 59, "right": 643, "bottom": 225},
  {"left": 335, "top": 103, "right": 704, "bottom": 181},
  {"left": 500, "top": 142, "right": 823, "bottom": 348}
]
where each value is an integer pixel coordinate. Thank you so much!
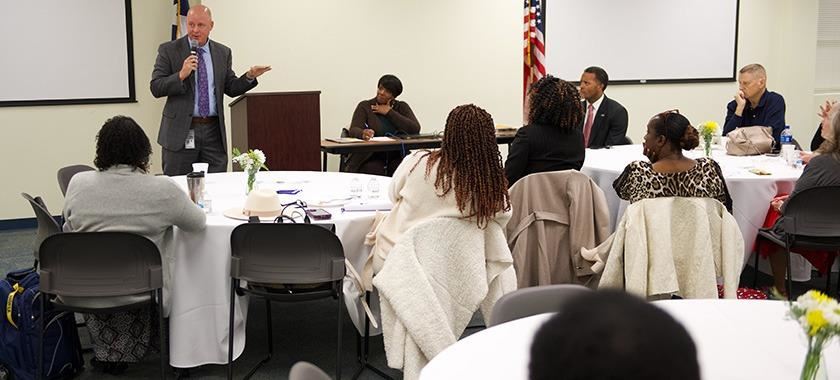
[{"left": 150, "top": 36, "right": 257, "bottom": 152}]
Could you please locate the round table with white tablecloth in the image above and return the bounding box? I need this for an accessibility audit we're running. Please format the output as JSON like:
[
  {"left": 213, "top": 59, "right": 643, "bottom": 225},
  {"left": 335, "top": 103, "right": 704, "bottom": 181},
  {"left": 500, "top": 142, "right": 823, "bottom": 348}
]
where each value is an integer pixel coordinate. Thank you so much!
[
  {"left": 165, "top": 171, "right": 389, "bottom": 368},
  {"left": 579, "top": 144, "right": 813, "bottom": 280},
  {"left": 420, "top": 300, "right": 840, "bottom": 380}
]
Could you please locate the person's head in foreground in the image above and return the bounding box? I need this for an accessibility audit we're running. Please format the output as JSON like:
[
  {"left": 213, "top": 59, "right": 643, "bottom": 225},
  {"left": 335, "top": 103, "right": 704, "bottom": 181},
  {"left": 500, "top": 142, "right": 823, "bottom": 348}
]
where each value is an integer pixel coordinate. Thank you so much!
[
  {"left": 427, "top": 104, "right": 510, "bottom": 227},
  {"left": 642, "top": 110, "right": 699, "bottom": 163},
  {"left": 526, "top": 75, "right": 583, "bottom": 129},
  {"left": 94, "top": 115, "right": 152, "bottom": 173},
  {"left": 529, "top": 290, "right": 700, "bottom": 380}
]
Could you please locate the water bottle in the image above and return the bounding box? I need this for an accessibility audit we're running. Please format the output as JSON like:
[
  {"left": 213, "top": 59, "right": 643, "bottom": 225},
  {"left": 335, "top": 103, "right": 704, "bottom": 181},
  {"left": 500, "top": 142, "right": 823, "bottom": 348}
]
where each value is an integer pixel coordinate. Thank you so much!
[
  {"left": 780, "top": 125, "right": 793, "bottom": 145},
  {"left": 779, "top": 126, "right": 794, "bottom": 165}
]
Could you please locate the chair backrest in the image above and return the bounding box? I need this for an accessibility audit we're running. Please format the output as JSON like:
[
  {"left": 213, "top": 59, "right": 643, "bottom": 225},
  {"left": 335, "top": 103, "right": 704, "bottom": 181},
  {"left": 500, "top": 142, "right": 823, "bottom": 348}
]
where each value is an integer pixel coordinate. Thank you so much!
[
  {"left": 230, "top": 223, "right": 345, "bottom": 284},
  {"left": 21, "top": 192, "right": 62, "bottom": 259},
  {"left": 783, "top": 185, "right": 840, "bottom": 238},
  {"left": 38, "top": 232, "right": 163, "bottom": 297},
  {"left": 489, "top": 284, "right": 590, "bottom": 326},
  {"left": 289, "top": 361, "right": 331, "bottom": 380},
  {"left": 57, "top": 164, "right": 95, "bottom": 196}
]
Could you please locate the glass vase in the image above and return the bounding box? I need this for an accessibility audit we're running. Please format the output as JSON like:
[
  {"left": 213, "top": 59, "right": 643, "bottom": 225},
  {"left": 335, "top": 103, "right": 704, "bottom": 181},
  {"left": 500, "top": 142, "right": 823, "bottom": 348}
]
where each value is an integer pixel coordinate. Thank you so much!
[
  {"left": 800, "top": 337, "right": 828, "bottom": 380},
  {"left": 245, "top": 169, "right": 258, "bottom": 194},
  {"left": 703, "top": 135, "right": 713, "bottom": 157}
]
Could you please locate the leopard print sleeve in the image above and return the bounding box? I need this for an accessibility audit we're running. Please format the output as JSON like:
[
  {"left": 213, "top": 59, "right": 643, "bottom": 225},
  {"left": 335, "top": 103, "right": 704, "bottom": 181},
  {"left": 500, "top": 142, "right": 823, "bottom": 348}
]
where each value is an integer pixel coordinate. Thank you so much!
[{"left": 613, "top": 160, "right": 646, "bottom": 202}]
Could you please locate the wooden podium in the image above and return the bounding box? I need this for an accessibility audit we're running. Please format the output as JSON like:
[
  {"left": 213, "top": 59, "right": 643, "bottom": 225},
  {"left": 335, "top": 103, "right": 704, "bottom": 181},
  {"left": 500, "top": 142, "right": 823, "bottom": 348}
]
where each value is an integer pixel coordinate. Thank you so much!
[{"left": 229, "top": 91, "right": 321, "bottom": 171}]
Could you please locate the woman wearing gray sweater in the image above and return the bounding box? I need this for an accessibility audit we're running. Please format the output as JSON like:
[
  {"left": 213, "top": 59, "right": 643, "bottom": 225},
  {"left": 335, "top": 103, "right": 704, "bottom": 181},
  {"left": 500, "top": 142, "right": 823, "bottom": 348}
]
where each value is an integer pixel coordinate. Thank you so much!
[{"left": 63, "top": 115, "right": 206, "bottom": 373}]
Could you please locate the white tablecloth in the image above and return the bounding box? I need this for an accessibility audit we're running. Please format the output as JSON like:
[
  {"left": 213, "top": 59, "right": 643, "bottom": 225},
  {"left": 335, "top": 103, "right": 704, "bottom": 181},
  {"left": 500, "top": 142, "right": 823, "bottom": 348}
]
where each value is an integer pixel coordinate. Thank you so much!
[
  {"left": 420, "top": 300, "right": 840, "bottom": 380},
  {"left": 580, "top": 144, "right": 811, "bottom": 280},
  {"left": 167, "top": 171, "right": 389, "bottom": 367}
]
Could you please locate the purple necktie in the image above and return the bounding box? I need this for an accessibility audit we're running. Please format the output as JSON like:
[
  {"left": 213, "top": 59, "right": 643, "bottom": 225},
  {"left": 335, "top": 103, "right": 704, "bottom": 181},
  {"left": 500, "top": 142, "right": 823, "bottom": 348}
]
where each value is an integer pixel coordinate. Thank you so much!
[{"left": 197, "top": 48, "right": 210, "bottom": 117}]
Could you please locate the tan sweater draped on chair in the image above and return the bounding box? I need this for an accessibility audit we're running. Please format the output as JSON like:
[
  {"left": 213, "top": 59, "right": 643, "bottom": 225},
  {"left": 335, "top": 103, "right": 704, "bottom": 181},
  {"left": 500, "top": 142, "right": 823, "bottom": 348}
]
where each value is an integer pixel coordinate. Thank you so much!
[{"left": 506, "top": 170, "right": 611, "bottom": 288}]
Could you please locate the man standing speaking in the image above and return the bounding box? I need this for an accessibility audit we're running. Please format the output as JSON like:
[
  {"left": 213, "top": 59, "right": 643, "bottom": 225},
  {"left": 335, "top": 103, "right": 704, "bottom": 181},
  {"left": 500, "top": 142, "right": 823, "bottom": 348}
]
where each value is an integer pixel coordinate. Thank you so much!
[{"left": 151, "top": 5, "right": 270, "bottom": 176}]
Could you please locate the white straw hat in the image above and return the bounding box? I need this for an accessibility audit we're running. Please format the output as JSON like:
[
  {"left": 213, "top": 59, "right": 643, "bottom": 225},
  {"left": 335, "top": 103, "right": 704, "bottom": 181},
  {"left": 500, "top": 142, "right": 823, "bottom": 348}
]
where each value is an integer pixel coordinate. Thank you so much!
[{"left": 223, "top": 189, "right": 284, "bottom": 220}]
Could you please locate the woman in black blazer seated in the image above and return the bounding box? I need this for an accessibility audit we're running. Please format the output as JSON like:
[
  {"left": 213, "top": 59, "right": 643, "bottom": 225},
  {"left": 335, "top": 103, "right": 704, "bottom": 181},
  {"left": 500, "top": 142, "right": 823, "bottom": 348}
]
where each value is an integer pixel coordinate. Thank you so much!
[{"left": 505, "top": 75, "right": 585, "bottom": 186}]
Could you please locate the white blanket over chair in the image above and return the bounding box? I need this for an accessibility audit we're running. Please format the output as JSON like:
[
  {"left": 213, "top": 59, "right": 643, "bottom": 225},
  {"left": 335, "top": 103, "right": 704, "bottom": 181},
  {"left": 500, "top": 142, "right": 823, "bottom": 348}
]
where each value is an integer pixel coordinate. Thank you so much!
[
  {"left": 372, "top": 218, "right": 517, "bottom": 380},
  {"left": 582, "top": 197, "right": 744, "bottom": 299}
]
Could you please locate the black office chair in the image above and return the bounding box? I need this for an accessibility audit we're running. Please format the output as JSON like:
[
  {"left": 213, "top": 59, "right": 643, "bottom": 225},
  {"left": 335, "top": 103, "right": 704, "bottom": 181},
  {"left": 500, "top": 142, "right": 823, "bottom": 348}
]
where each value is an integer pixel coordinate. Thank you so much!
[
  {"left": 57, "top": 164, "right": 95, "bottom": 196},
  {"left": 21, "top": 193, "right": 62, "bottom": 267},
  {"left": 754, "top": 186, "right": 840, "bottom": 297},
  {"left": 619, "top": 135, "right": 633, "bottom": 145},
  {"left": 489, "top": 284, "right": 590, "bottom": 327},
  {"left": 339, "top": 127, "right": 351, "bottom": 172},
  {"left": 228, "top": 223, "right": 345, "bottom": 380},
  {"left": 37, "top": 232, "right": 166, "bottom": 380}
]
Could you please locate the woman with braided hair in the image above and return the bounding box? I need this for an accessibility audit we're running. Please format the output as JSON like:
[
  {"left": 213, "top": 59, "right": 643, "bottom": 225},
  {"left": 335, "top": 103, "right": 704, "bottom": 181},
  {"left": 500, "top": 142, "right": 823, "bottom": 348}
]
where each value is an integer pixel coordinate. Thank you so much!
[
  {"left": 362, "top": 104, "right": 511, "bottom": 288},
  {"left": 505, "top": 75, "right": 586, "bottom": 186},
  {"left": 613, "top": 110, "right": 732, "bottom": 211}
]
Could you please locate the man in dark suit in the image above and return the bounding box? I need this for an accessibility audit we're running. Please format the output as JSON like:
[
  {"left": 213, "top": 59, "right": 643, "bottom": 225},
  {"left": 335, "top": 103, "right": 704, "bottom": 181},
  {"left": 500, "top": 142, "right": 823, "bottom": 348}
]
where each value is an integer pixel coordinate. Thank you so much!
[
  {"left": 579, "top": 66, "right": 629, "bottom": 148},
  {"left": 151, "top": 5, "right": 271, "bottom": 176}
]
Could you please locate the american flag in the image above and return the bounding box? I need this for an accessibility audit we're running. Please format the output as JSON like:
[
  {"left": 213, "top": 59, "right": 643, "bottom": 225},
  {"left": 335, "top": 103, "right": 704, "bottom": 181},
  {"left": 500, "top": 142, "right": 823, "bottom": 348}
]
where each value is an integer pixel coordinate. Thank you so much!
[
  {"left": 171, "top": 0, "right": 190, "bottom": 40},
  {"left": 523, "top": 0, "right": 546, "bottom": 98}
]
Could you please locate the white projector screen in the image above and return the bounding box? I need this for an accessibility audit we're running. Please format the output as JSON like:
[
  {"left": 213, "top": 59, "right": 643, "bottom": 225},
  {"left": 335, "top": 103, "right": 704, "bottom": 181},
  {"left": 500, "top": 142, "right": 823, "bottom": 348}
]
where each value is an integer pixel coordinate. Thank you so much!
[
  {"left": 0, "top": 0, "right": 134, "bottom": 106},
  {"left": 545, "top": 0, "right": 738, "bottom": 84}
]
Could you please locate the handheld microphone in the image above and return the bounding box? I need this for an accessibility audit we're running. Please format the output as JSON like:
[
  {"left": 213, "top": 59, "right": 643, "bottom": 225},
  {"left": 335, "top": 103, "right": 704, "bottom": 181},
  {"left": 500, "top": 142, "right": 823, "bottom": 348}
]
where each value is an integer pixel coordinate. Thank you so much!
[{"left": 188, "top": 40, "right": 198, "bottom": 79}]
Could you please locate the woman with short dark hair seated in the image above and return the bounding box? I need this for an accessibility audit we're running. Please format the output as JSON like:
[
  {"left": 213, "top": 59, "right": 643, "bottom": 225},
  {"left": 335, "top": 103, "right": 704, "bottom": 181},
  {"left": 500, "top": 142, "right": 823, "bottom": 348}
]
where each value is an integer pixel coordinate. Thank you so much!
[
  {"left": 613, "top": 110, "right": 733, "bottom": 212},
  {"left": 529, "top": 291, "right": 700, "bottom": 380},
  {"left": 345, "top": 74, "right": 422, "bottom": 176},
  {"left": 757, "top": 103, "right": 840, "bottom": 294},
  {"left": 505, "top": 75, "right": 585, "bottom": 186},
  {"left": 63, "top": 116, "right": 206, "bottom": 373}
]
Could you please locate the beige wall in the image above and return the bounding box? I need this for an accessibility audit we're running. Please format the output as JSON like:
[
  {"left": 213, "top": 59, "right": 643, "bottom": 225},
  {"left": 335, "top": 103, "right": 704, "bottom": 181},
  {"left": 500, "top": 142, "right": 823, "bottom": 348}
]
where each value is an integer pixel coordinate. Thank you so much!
[
  {"left": 0, "top": 0, "right": 830, "bottom": 220},
  {"left": 1, "top": 1, "right": 173, "bottom": 220}
]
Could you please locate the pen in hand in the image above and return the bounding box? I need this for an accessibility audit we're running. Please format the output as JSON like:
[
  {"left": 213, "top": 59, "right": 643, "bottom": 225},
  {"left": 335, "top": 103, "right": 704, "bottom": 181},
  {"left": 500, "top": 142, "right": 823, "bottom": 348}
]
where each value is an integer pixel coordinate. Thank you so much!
[{"left": 362, "top": 122, "right": 374, "bottom": 141}]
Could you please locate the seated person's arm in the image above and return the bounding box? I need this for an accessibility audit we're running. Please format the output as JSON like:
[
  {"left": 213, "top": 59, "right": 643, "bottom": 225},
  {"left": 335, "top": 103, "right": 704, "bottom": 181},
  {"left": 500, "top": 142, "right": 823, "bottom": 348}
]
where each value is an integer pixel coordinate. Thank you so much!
[
  {"left": 722, "top": 102, "right": 741, "bottom": 136},
  {"left": 388, "top": 152, "right": 421, "bottom": 203},
  {"left": 348, "top": 102, "right": 369, "bottom": 139},
  {"left": 604, "top": 106, "right": 629, "bottom": 147},
  {"left": 387, "top": 102, "right": 421, "bottom": 134},
  {"left": 167, "top": 181, "right": 206, "bottom": 232},
  {"left": 504, "top": 128, "right": 530, "bottom": 186},
  {"left": 764, "top": 96, "right": 786, "bottom": 144},
  {"left": 711, "top": 160, "right": 733, "bottom": 213},
  {"left": 612, "top": 162, "right": 641, "bottom": 201}
]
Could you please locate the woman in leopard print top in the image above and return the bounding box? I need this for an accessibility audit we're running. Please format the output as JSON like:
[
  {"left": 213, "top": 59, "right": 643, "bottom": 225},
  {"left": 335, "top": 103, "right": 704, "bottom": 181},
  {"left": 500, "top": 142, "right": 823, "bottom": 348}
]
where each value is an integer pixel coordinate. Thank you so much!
[{"left": 613, "top": 110, "right": 733, "bottom": 212}]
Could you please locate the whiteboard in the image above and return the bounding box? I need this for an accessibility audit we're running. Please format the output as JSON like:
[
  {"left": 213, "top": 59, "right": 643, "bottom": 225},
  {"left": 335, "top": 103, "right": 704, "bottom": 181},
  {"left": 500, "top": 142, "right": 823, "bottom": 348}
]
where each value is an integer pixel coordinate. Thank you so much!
[
  {"left": 0, "top": 0, "right": 134, "bottom": 106},
  {"left": 544, "top": 0, "right": 738, "bottom": 84}
]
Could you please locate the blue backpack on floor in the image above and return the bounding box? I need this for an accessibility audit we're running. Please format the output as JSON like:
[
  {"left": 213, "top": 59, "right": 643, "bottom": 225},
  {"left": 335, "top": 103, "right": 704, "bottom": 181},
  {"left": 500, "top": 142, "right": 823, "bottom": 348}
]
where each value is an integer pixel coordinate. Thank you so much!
[{"left": 0, "top": 267, "right": 84, "bottom": 380}]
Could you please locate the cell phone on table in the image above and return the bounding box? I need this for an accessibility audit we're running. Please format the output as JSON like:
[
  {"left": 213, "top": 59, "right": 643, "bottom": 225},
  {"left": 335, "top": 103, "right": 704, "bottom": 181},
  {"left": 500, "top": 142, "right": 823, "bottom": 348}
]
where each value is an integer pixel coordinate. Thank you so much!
[{"left": 306, "top": 208, "right": 332, "bottom": 220}]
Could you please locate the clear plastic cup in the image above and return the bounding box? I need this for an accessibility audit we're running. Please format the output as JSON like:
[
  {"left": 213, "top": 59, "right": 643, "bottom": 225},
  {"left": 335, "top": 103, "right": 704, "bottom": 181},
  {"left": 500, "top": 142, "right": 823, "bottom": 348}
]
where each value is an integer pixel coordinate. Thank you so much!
[
  {"left": 367, "top": 178, "right": 380, "bottom": 199},
  {"left": 349, "top": 177, "right": 363, "bottom": 198}
]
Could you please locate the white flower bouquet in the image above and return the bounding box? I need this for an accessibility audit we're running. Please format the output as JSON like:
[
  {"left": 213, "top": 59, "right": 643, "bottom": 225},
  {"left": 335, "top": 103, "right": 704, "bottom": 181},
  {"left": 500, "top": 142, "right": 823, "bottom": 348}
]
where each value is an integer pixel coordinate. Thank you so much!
[
  {"left": 788, "top": 290, "right": 840, "bottom": 380},
  {"left": 232, "top": 148, "right": 268, "bottom": 194}
]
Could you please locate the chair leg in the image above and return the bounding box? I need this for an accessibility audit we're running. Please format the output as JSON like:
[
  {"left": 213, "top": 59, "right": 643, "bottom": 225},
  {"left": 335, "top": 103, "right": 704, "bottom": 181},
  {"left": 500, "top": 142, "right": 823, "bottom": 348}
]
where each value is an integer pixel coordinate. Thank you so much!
[
  {"left": 37, "top": 294, "right": 45, "bottom": 380},
  {"left": 265, "top": 299, "right": 273, "bottom": 358},
  {"left": 351, "top": 291, "right": 393, "bottom": 380},
  {"left": 243, "top": 298, "right": 272, "bottom": 380},
  {"left": 336, "top": 284, "right": 343, "bottom": 380},
  {"left": 228, "top": 281, "right": 236, "bottom": 380},
  {"left": 753, "top": 238, "right": 762, "bottom": 288},
  {"left": 785, "top": 244, "right": 793, "bottom": 299},
  {"left": 157, "top": 290, "right": 166, "bottom": 380}
]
